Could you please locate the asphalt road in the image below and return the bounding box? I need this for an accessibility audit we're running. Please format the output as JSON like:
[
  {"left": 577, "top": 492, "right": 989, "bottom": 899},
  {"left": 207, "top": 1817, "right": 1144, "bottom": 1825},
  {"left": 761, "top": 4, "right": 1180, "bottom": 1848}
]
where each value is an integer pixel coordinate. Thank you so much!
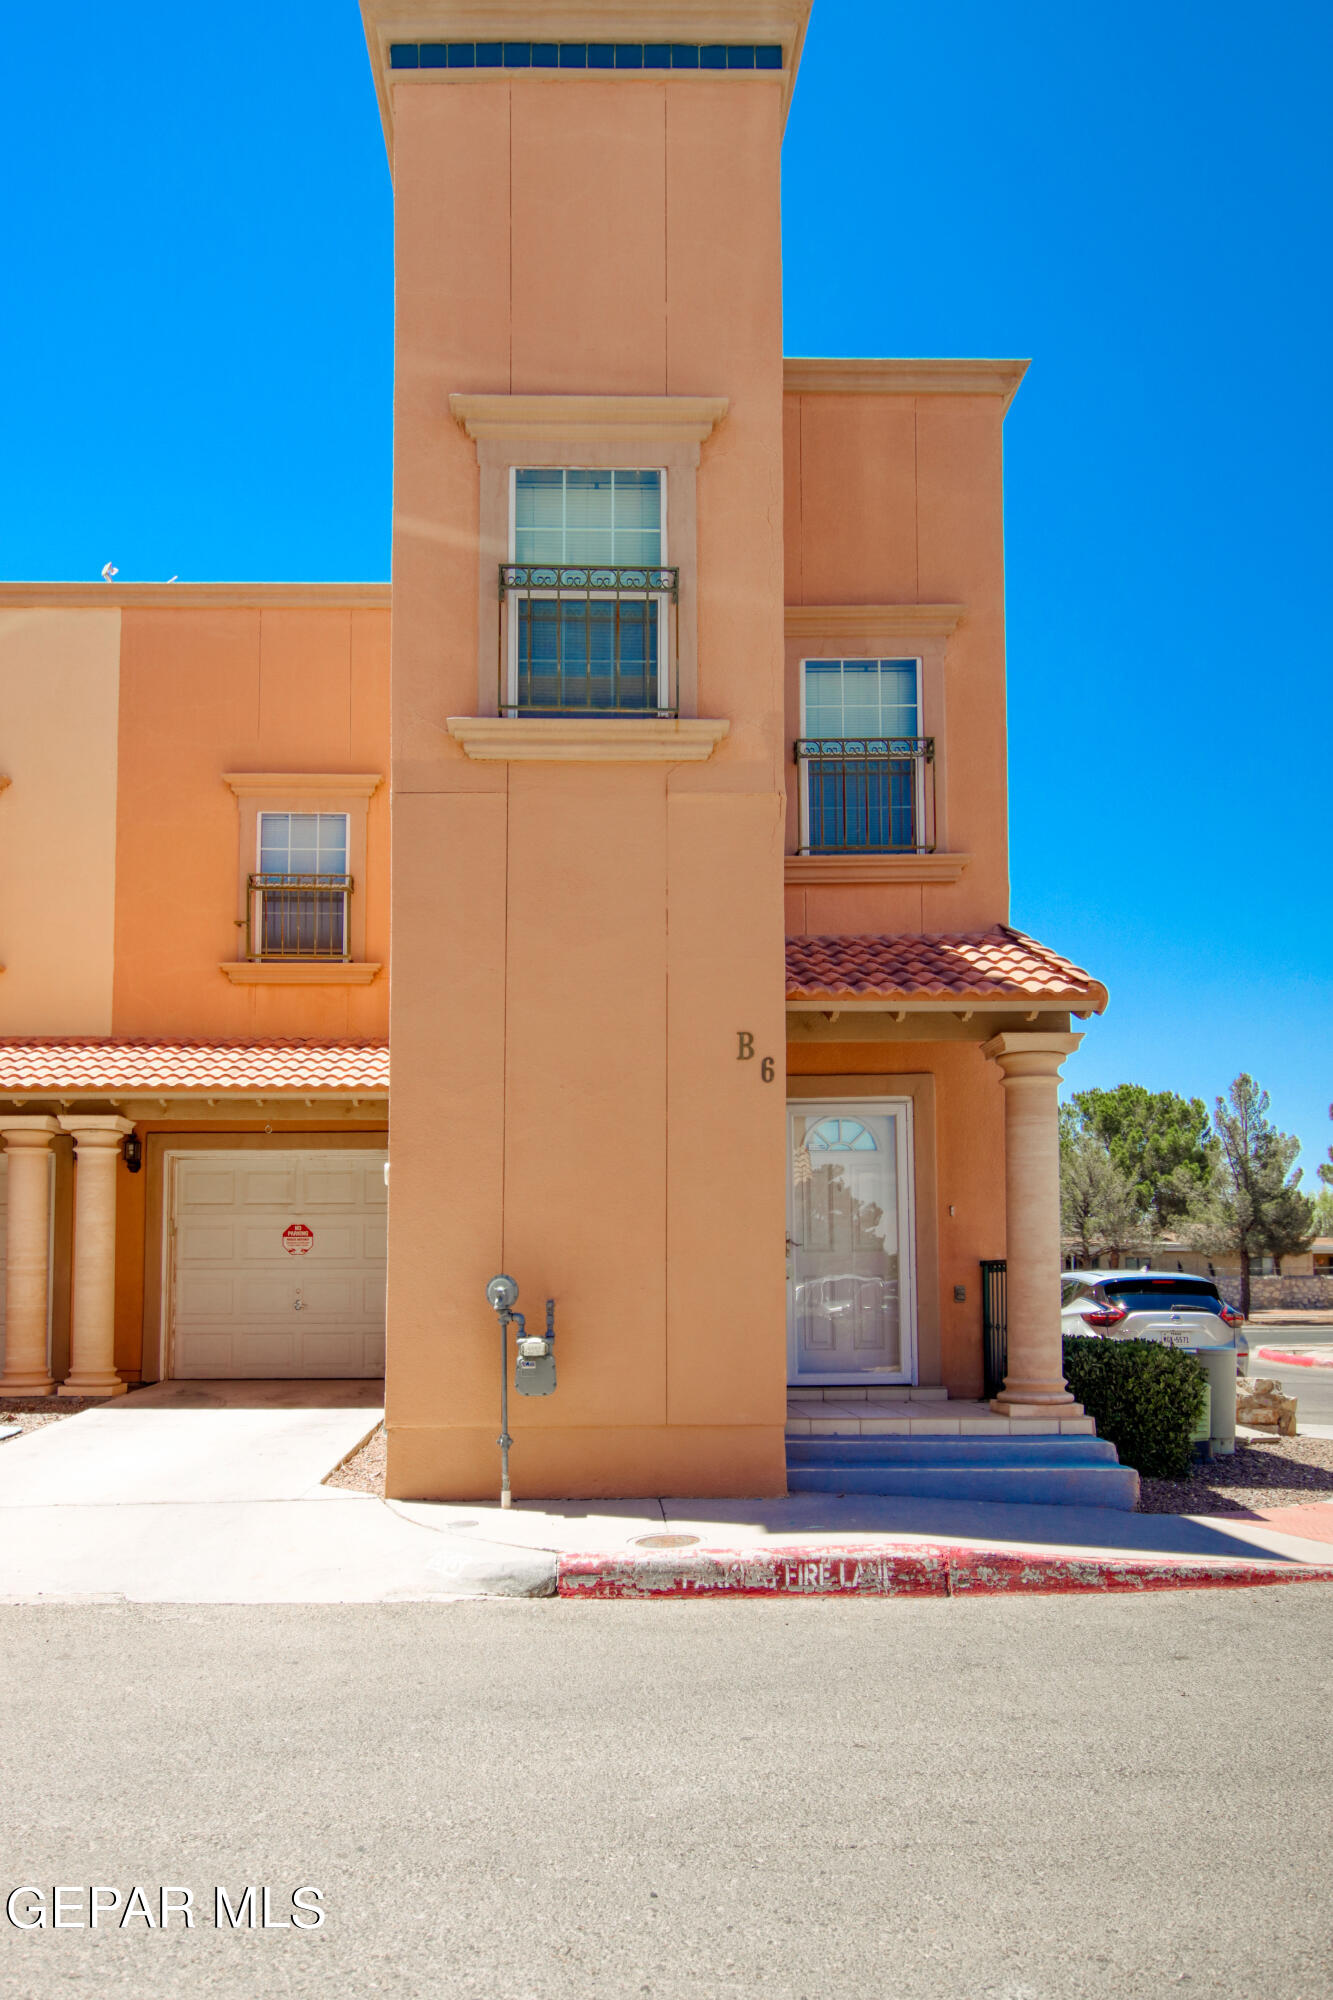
[
  {"left": 3, "top": 1591, "right": 1332, "bottom": 2000},
  {"left": 1248, "top": 1322, "right": 1333, "bottom": 1425}
]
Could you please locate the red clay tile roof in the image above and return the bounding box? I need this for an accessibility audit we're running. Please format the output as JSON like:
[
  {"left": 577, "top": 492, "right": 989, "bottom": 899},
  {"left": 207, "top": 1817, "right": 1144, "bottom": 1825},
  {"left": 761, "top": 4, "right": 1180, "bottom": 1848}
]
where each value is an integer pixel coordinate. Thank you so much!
[
  {"left": 0, "top": 1041, "right": 389, "bottom": 1096},
  {"left": 0, "top": 935, "right": 1102, "bottom": 1096},
  {"left": 785, "top": 927, "right": 1108, "bottom": 1009}
]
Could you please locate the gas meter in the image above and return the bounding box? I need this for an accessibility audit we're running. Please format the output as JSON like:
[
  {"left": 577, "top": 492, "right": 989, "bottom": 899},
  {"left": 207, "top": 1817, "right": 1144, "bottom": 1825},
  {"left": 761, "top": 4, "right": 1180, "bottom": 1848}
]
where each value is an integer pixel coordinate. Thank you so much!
[
  {"left": 484, "top": 1275, "right": 557, "bottom": 1507},
  {"left": 514, "top": 1299, "right": 557, "bottom": 1398}
]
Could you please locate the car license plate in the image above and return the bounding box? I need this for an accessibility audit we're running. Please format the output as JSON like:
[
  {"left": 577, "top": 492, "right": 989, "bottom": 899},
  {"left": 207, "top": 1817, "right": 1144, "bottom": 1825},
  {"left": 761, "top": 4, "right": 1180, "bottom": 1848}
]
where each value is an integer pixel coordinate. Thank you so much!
[{"left": 1154, "top": 1328, "right": 1190, "bottom": 1347}]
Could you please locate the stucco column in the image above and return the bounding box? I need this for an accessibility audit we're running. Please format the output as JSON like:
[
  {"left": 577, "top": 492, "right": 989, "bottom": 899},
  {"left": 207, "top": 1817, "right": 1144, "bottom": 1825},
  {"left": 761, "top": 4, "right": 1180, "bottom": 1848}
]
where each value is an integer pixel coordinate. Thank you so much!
[
  {"left": 0, "top": 1117, "right": 62, "bottom": 1396},
  {"left": 58, "top": 1116, "right": 134, "bottom": 1398},
  {"left": 983, "top": 1032, "right": 1084, "bottom": 1418}
]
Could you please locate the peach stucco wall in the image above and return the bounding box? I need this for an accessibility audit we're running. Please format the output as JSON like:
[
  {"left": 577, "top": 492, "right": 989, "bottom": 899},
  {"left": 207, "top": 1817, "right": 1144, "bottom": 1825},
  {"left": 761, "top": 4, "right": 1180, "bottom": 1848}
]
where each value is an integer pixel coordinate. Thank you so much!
[
  {"left": 783, "top": 389, "right": 1011, "bottom": 935},
  {"left": 787, "top": 1037, "right": 1006, "bottom": 1399},
  {"left": 0, "top": 609, "right": 121, "bottom": 1035},
  {"left": 385, "top": 71, "right": 790, "bottom": 1499},
  {"left": 111, "top": 606, "right": 390, "bottom": 1040}
]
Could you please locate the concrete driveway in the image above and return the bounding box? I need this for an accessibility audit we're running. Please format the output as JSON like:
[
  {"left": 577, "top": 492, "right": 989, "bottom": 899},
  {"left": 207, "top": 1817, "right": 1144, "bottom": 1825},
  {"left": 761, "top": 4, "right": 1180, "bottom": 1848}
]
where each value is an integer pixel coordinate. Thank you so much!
[{"left": 0, "top": 1380, "right": 382, "bottom": 1506}]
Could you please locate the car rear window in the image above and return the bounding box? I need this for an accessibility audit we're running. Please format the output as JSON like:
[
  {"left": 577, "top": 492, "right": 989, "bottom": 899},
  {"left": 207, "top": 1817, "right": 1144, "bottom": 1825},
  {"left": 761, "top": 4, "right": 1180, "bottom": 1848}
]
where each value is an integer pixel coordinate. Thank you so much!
[{"left": 1104, "top": 1278, "right": 1221, "bottom": 1314}]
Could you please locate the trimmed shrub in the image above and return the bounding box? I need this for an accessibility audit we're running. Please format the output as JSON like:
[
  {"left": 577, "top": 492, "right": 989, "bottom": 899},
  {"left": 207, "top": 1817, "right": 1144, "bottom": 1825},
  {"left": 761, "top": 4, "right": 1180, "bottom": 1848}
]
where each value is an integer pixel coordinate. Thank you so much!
[{"left": 1062, "top": 1336, "right": 1208, "bottom": 1480}]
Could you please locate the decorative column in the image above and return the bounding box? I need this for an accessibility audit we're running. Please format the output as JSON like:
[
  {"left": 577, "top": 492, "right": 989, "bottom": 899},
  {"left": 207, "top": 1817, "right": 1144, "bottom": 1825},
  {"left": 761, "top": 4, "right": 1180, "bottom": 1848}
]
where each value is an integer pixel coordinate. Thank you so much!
[
  {"left": 0, "top": 1117, "right": 62, "bottom": 1396},
  {"left": 983, "top": 1031, "right": 1083, "bottom": 1417},
  {"left": 57, "top": 1116, "right": 134, "bottom": 1398}
]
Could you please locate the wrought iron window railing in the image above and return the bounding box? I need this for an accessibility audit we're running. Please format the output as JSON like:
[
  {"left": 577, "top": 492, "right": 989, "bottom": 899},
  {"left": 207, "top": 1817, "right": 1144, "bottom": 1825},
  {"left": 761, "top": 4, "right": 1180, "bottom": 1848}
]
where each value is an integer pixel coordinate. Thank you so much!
[
  {"left": 795, "top": 737, "right": 936, "bottom": 854},
  {"left": 247, "top": 874, "right": 353, "bottom": 960},
  {"left": 499, "top": 563, "right": 679, "bottom": 717}
]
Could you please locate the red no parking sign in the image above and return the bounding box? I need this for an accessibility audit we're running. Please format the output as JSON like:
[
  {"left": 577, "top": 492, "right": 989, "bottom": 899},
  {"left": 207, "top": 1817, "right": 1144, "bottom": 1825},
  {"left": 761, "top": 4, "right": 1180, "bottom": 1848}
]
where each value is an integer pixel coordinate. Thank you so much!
[{"left": 282, "top": 1223, "right": 315, "bottom": 1256}]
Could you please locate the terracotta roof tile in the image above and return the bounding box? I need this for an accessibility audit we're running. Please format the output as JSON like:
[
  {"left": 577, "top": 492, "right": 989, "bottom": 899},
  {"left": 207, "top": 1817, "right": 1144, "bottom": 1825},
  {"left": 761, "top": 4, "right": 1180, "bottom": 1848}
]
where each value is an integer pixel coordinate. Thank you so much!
[
  {"left": 0, "top": 1041, "right": 389, "bottom": 1096},
  {"left": 785, "top": 927, "right": 1108, "bottom": 1008},
  {"left": 0, "top": 934, "right": 1103, "bottom": 1097}
]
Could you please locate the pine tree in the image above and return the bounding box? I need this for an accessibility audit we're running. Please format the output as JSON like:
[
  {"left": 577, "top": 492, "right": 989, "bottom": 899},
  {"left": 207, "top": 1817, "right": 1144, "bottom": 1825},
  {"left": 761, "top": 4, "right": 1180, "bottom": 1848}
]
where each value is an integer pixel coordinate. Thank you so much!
[
  {"left": 1060, "top": 1123, "right": 1149, "bottom": 1265},
  {"left": 1184, "top": 1076, "right": 1316, "bottom": 1316}
]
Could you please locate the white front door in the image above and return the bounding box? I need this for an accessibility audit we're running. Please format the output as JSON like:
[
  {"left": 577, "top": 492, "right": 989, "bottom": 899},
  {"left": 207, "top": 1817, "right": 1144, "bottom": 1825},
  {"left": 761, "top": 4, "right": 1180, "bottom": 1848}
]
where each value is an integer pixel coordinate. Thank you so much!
[
  {"left": 787, "top": 1100, "right": 916, "bottom": 1385},
  {"left": 169, "top": 1150, "right": 387, "bottom": 1378}
]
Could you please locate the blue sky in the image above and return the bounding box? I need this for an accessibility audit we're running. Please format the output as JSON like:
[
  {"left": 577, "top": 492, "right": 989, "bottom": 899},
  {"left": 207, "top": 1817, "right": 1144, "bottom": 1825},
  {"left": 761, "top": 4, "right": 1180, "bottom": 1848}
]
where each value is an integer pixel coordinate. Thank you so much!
[{"left": 3, "top": 2, "right": 1329, "bottom": 1175}]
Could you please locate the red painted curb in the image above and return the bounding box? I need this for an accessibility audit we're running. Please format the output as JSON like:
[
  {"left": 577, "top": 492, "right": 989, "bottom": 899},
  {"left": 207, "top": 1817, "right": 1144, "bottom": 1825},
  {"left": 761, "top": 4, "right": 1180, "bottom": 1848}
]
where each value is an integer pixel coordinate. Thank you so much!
[
  {"left": 1255, "top": 1348, "right": 1333, "bottom": 1369},
  {"left": 555, "top": 1542, "right": 1333, "bottom": 1600}
]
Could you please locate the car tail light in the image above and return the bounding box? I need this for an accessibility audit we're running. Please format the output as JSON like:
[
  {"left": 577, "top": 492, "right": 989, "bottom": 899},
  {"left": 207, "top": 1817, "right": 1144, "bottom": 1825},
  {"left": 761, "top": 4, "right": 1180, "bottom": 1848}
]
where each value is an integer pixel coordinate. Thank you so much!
[
  {"left": 1080, "top": 1304, "right": 1128, "bottom": 1330},
  {"left": 1218, "top": 1302, "right": 1243, "bottom": 1329}
]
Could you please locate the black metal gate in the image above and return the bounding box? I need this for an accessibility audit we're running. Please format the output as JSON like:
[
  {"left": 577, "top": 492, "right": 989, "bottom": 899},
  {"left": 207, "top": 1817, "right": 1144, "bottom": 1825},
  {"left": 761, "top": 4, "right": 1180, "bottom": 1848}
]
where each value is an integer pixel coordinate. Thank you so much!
[{"left": 981, "top": 1259, "right": 1007, "bottom": 1401}]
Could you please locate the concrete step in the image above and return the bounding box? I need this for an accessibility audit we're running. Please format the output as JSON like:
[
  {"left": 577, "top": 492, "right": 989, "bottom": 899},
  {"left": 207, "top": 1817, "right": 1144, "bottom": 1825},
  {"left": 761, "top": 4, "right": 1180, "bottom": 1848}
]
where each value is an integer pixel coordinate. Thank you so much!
[
  {"left": 787, "top": 1385, "right": 949, "bottom": 1402},
  {"left": 787, "top": 1435, "right": 1120, "bottom": 1468},
  {"left": 786, "top": 1460, "right": 1140, "bottom": 1510}
]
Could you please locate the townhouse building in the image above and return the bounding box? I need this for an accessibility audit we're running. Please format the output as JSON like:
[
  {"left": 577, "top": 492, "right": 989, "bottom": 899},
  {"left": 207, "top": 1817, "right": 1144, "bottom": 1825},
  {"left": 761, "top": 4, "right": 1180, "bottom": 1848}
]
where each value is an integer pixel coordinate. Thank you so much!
[{"left": 0, "top": 0, "right": 1108, "bottom": 1501}]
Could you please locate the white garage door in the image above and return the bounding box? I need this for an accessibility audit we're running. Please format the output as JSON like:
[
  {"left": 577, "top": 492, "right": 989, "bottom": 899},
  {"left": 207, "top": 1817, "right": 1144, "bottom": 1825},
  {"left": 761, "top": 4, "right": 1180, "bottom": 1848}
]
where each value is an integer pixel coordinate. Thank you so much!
[{"left": 170, "top": 1150, "right": 387, "bottom": 1378}]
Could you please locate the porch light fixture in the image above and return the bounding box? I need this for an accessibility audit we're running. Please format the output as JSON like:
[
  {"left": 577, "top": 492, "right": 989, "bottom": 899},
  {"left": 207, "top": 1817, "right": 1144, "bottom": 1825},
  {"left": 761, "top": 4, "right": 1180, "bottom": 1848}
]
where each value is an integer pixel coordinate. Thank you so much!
[{"left": 121, "top": 1134, "right": 143, "bottom": 1173}]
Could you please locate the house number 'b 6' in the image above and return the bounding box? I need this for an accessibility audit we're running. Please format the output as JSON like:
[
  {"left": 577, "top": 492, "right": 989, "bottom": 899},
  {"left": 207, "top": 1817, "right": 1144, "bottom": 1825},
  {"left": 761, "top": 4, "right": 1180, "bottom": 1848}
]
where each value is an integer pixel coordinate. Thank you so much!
[{"left": 737, "top": 1032, "right": 775, "bottom": 1083}]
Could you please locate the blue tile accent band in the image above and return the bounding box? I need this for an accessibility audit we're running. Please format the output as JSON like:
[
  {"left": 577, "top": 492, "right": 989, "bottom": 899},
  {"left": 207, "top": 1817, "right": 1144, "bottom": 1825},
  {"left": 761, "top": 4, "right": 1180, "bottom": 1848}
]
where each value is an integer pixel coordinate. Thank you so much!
[{"left": 389, "top": 42, "right": 783, "bottom": 73}]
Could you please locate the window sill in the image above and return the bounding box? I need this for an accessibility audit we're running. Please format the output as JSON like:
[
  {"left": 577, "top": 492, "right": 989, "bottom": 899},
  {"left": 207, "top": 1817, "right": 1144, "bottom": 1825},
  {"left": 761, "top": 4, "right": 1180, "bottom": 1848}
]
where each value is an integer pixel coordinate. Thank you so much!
[
  {"left": 219, "top": 961, "right": 383, "bottom": 985},
  {"left": 785, "top": 854, "right": 971, "bottom": 886},
  {"left": 446, "top": 717, "right": 729, "bottom": 763}
]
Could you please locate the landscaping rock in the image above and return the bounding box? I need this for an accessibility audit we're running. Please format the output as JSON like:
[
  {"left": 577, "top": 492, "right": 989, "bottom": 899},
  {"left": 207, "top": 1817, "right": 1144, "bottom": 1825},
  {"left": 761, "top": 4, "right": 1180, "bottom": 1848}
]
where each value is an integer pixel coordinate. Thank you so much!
[{"left": 1235, "top": 1377, "right": 1297, "bottom": 1436}]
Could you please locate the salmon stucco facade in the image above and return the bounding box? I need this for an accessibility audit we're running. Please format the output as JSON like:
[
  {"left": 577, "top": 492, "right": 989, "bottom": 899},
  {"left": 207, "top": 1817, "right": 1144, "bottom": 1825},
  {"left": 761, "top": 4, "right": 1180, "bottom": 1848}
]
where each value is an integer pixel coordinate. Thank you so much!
[{"left": 0, "top": 0, "right": 1109, "bottom": 1504}]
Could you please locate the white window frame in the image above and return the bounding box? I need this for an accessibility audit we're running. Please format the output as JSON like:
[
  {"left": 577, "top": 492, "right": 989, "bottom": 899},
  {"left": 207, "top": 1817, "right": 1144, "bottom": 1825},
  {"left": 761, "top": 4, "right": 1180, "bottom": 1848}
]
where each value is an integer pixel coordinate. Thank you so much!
[
  {"left": 785, "top": 1094, "right": 918, "bottom": 1386},
  {"left": 255, "top": 810, "right": 351, "bottom": 877},
  {"left": 505, "top": 466, "right": 673, "bottom": 715},
  {"left": 797, "top": 656, "right": 925, "bottom": 855}
]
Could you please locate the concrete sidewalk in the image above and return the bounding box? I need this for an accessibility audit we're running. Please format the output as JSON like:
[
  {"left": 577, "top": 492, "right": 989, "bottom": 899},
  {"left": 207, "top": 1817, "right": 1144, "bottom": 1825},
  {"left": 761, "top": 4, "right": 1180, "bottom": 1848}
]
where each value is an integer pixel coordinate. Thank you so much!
[
  {"left": 2, "top": 1486, "right": 1331, "bottom": 1603},
  {"left": 1, "top": 1388, "right": 1332, "bottom": 1602}
]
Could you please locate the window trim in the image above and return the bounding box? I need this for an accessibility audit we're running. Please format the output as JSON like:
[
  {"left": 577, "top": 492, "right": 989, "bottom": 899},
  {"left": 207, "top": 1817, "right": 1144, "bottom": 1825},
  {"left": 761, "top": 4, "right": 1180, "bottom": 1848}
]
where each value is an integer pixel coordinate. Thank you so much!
[
  {"left": 782, "top": 610, "right": 957, "bottom": 865},
  {"left": 454, "top": 396, "right": 732, "bottom": 725},
  {"left": 220, "top": 774, "right": 383, "bottom": 984}
]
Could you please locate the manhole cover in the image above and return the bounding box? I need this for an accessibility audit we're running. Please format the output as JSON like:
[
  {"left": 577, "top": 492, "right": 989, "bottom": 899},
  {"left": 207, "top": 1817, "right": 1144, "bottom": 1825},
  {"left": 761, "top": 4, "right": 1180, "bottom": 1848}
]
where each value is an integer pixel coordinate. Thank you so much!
[{"left": 631, "top": 1533, "right": 700, "bottom": 1551}]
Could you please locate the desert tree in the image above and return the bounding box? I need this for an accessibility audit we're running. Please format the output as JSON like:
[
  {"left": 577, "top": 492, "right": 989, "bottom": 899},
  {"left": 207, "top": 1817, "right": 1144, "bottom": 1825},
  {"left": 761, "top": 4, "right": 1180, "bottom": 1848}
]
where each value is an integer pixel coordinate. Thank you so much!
[{"left": 1184, "top": 1075, "right": 1315, "bottom": 1315}]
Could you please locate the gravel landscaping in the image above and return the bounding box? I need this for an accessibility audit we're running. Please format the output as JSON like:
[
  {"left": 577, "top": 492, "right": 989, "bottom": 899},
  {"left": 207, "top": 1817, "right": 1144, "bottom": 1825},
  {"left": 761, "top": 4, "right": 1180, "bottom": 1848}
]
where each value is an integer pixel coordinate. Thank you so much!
[
  {"left": 1136, "top": 1434, "right": 1333, "bottom": 1515},
  {"left": 0, "top": 1396, "right": 113, "bottom": 1440},
  {"left": 0, "top": 1400, "right": 114, "bottom": 1432},
  {"left": 325, "top": 1420, "right": 386, "bottom": 1493}
]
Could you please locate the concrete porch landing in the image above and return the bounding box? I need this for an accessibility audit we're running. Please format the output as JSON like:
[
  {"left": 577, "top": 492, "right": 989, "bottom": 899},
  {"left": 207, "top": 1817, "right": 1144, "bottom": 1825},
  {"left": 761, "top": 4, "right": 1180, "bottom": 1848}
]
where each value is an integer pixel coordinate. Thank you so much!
[{"left": 787, "top": 1388, "right": 1096, "bottom": 1438}]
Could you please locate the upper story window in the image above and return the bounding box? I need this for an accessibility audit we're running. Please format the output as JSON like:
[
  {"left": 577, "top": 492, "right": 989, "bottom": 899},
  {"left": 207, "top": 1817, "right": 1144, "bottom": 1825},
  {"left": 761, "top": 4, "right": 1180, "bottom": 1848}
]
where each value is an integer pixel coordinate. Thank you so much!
[
  {"left": 500, "top": 468, "right": 677, "bottom": 716},
  {"left": 796, "top": 659, "right": 935, "bottom": 854},
  {"left": 249, "top": 812, "right": 352, "bottom": 960}
]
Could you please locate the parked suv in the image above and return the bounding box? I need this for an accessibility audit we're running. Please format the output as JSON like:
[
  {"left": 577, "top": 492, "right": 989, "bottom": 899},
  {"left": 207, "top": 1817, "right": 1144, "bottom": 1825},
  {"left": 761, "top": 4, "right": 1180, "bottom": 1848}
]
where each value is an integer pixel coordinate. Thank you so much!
[{"left": 1060, "top": 1271, "right": 1248, "bottom": 1374}]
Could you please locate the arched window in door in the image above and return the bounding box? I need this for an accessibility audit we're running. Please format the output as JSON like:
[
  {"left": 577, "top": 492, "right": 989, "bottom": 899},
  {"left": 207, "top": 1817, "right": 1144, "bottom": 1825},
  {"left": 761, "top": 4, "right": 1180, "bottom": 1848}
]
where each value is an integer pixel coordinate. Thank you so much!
[{"left": 805, "top": 1117, "right": 879, "bottom": 1153}]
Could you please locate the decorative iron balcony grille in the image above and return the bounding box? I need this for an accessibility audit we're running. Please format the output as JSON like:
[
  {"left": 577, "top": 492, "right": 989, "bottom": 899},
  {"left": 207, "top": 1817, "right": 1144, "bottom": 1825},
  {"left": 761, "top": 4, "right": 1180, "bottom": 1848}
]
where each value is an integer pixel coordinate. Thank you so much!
[
  {"left": 499, "top": 562, "right": 679, "bottom": 717},
  {"left": 794, "top": 737, "right": 936, "bottom": 854},
  {"left": 247, "top": 874, "right": 353, "bottom": 960}
]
